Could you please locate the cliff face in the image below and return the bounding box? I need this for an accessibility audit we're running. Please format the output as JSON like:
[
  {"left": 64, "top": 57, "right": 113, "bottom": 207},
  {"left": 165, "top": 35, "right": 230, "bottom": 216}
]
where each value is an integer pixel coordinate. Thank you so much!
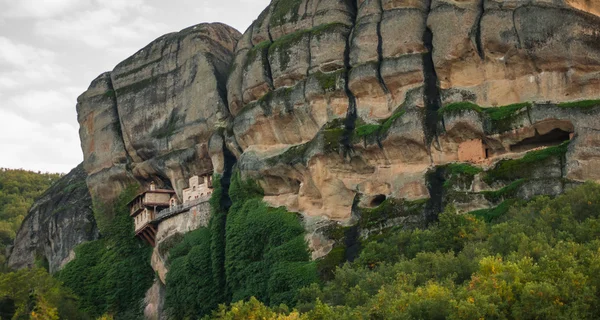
[
  {"left": 224, "top": 0, "right": 600, "bottom": 221},
  {"left": 74, "top": 0, "right": 600, "bottom": 223},
  {"left": 77, "top": 23, "right": 241, "bottom": 204},
  {"left": 5, "top": 0, "right": 599, "bottom": 291},
  {"left": 8, "top": 164, "right": 98, "bottom": 273}
]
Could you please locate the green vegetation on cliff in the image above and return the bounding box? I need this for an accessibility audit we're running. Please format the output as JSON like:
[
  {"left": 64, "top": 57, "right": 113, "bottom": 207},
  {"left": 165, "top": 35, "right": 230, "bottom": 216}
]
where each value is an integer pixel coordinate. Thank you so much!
[
  {"left": 213, "top": 182, "right": 600, "bottom": 319},
  {"left": 484, "top": 141, "right": 569, "bottom": 184},
  {"left": 165, "top": 171, "right": 317, "bottom": 318},
  {"left": 57, "top": 185, "right": 154, "bottom": 319},
  {"left": 0, "top": 169, "right": 60, "bottom": 268},
  {"left": 0, "top": 267, "right": 83, "bottom": 319},
  {"left": 270, "top": 0, "right": 303, "bottom": 26}
]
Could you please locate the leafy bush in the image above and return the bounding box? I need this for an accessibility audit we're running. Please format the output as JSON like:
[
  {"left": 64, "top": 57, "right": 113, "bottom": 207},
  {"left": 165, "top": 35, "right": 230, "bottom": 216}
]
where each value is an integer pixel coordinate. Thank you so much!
[
  {"left": 213, "top": 182, "right": 600, "bottom": 319},
  {"left": 0, "top": 169, "right": 60, "bottom": 268},
  {"left": 57, "top": 186, "right": 154, "bottom": 319},
  {"left": 0, "top": 267, "right": 83, "bottom": 320},
  {"left": 165, "top": 171, "right": 317, "bottom": 318}
]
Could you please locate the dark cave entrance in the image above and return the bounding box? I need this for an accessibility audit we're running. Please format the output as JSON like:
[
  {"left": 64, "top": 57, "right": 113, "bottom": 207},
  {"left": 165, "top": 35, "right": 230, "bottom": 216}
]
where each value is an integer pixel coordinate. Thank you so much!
[
  {"left": 509, "top": 128, "right": 572, "bottom": 153},
  {"left": 370, "top": 194, "right": 387, "bottom": 207}
]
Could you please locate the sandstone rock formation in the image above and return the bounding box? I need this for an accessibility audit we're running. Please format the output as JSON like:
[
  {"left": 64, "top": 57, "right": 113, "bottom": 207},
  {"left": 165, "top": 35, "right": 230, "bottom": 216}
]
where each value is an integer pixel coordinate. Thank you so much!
[
  {"left": 5, "top": 2, "right": 600, "bottom": 311},
  {"left": 16, "top": 0, "right": 598, "bottom": 275},
  {"left": 8, "top": 164, "right": 98, "bottom": 273},
  {"left": 78, "top": 23, "right": 241, "bottom": 205},
  {"left": 71, "top": 0, "right": 600, "bottom": 225},
  {"left": 225, "top": 0, "right": 600, "bottom": 222}
]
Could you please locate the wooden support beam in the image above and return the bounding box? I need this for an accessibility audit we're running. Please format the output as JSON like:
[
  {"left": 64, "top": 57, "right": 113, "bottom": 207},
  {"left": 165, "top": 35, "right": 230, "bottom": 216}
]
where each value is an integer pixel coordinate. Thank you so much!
[
  {"left": 139, "top": 229, "right": 155, "bottom": 247},
  {"left": 145, "top": 228, "right": 156, "bottom": 247}
]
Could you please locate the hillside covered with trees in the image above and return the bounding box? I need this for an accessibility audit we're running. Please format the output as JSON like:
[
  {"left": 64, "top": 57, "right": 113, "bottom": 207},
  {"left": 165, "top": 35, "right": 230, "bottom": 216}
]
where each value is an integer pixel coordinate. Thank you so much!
[
  {"left": 0, "top": 169, "right": 61, "bottom": 268},
  {"left": 212, "top": 182, "right": 600, "bottom": 319},
  {"left": 22, "top": 175, "right": 599, "bottom": 319}
]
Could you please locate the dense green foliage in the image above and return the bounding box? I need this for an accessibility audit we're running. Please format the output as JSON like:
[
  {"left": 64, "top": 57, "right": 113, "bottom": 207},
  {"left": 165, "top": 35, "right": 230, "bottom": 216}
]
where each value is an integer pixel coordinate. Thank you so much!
[
  {"left": 0, "top": 169, "right": 60, "bottom": 268},
  {"left": 225, "top": 174, "right": 316, "bottom": 306},
  {"left": 213, "top": 182, "right": 600, "bottom": 319},
  {"left": 0, "top": 267, "right": 83, "bottom": 319},
  {"left": 57, "top": 185, "right": 154, "bottom": 319},
  {"left": 165, "top": 172, "right": 317, "bottom": 318}
]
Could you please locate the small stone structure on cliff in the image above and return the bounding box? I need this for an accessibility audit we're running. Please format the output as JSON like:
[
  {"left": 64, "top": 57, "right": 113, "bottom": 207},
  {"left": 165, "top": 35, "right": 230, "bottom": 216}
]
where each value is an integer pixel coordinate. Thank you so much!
[
  {"left": 129, "top": 182, "right": 175, "bottom": 246},
  {"left": 128, "top": 175, "right": 214, "bottom": 247},
  {"left": 181, "top": 174, "right": 213, "bottom": 203}
]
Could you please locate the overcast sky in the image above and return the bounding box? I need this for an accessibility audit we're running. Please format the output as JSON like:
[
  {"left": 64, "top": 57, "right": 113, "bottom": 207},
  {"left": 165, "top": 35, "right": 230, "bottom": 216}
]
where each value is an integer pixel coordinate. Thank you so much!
[{"left": 0, "top": 0, "right": 269, "bottom": 173}]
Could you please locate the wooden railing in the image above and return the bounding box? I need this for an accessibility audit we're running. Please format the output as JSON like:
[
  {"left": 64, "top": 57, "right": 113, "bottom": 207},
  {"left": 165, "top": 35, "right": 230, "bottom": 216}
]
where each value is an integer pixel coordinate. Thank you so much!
[{"left": 154, "top": 196, "right": 210, "bottom": 222}]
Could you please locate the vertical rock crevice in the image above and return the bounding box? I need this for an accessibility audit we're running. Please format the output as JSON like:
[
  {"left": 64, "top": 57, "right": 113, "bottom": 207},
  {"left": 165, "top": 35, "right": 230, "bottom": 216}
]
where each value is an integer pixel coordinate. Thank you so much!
[
  {"left": 210, "top": 138, "right": 238, "bottom": 303},
  {"left": 106, "top": 73, "right": 136, "bottom": 167},
  {"left": 345, "top": 194, "right": 361, "bottom": 262},
  {"left": 422, "top": 1, "right": 442, "bottom": 148},
  {"left": 375, "top": 0, "right": 391, "bottom": 95},
  {"left": 340, "top": 0, "right": 359, "bottom": 157},
  {"left": 263, "top": 45, "right": 275, "bottom": 90},
  {"left": 473, "top": 0, "right": 485, "bottom": 60},
  {"left": 424, "top": 166, "right": 446, "bottom": 224}
]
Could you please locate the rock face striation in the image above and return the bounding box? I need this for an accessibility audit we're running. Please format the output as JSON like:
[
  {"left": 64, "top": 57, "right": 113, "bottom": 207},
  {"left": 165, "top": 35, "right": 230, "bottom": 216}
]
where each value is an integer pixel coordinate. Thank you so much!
[
  {"left": 76, "top": 0, "right": 600, "bottom": 224},
  {"left": 77, "top": 23, "right": 241, "bottom": 204},
  {"left": 9, "top": 0, "right": 600, "bottom": 275},
  {"left": 8, "top": 164, "right": 98, "bottom": 273},
  {"left": 226, "top": 0, "right": 600, "bottom": 221}
]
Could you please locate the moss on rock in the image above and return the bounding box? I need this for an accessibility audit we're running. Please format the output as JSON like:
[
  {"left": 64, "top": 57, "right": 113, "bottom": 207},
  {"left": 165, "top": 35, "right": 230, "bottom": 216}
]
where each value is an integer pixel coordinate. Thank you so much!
[
  {"left": 438, "top": 101, "right": 533, "bottom": 133},
  {"left": 358, "top": 198, "right": 427, "bottom": 230},
  {"left": 270, "top": 0, "right": 303, "bottom": 26},
  {"left": 483, "top": 141, "right": 569, "bottom": 184},
  {"left": 557, "top": 99, "right": 600, "bottom": 109},
  {"left": 244, "top": 40, "right": 271, "bottom": 71}
]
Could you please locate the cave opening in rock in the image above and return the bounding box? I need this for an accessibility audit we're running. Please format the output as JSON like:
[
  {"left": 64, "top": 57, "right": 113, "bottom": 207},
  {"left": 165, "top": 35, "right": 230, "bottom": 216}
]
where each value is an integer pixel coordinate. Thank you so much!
[
  {"left": 370, "top": 194, "right": 387, "bottom": 207},
  {"left": 509, "top": 128, "right": 572, "bottom": 153}
]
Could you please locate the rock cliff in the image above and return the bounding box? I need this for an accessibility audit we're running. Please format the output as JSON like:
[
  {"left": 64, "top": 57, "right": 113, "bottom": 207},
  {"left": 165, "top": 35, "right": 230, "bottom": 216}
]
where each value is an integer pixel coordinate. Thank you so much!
[
  {"left": 226, "top": 0, "right": 600, "bottom": 221},
  {"left": 77, "top": 0, "right": 600, "bottom": 224},
  {"left": 8, "top": 164, "right": 98, "bottom": 273},
  {"left": 77, "top": 23, "right": 241, "bottom": 204},
  {"left": 11, "top": 0, "right": 600, "bottom": 274}
]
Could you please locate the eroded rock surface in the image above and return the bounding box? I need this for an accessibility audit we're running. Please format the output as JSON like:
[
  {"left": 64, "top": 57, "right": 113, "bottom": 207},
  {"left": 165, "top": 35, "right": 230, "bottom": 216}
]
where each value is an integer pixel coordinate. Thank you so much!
[
  {"left": 227, "top": 0, "right": 600, "bottom": 222},
  {"left": 8, "top": 164, "right": 98, "bottom": 273},
  {"left": 78, "top": 23, "right": 241, "bottom": 204},
  {"left": 11, "top": 0, "right": 600, "bottom": 279}
]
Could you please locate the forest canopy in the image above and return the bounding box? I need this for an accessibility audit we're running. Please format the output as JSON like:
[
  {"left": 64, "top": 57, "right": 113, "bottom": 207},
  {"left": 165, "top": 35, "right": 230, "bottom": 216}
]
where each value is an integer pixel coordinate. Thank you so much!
[
  {"left": 212, "top": 182, "right": 600, "bottom": 319},
  {"left": 0, "top": 169, "right": 61, "bottom": 268}
]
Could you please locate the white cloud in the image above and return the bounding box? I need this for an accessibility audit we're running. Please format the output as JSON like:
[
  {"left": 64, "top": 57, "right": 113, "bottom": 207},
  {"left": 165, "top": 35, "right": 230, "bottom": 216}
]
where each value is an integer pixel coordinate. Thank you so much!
[
  {"left": 0, "top": 37, "right": 68, "bottom": 90},
  {"left": 0, "top": 37, "right": 55, "bottom": 67},
  {"left": 34, "top": 2, "right": 166, "bottom": 50},
  {"left": 0, "top": 0, "right": 89, "bottom": 19},
  {"left": 0, "top": 0, "right": 272, "bottom": 173},
  {"left": 96, "top": 0, "right": 152, "bottom": 13},
  {"left": 9, "top": 90, "right": 73, "bottom": 117},
  {"left": 0, "top": 109, "right": 81, "bottom": 173}
]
